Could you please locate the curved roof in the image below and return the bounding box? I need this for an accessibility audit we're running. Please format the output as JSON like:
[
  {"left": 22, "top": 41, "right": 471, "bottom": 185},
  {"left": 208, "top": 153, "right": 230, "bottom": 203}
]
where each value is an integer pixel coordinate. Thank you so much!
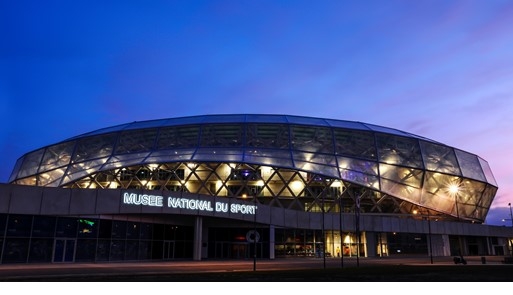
[{"left": 9, "top": 114, "right": 498, "bottom": 221}]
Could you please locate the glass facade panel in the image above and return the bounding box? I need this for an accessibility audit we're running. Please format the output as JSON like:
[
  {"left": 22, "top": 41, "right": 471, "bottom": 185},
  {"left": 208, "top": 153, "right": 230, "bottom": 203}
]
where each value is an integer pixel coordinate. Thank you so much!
[
  {"left": 40, "top": 141, "right": 74, "bottom": 172},
  {"left": 455, "top": 149, "right": 486, "bottom": 182},
  {"left": 28, "top": 238, "right": 53, "bottom": 263},
  {"left": 3, "top": 238, "right": 29, "bottom": 263},
  {"left": 199, "top": 124, "right": 244, "bottom": 147},
  {"left": 37, "top": 167, "right": 66, "bottom": 187},
  {"left": 76, "top": 239, "right": 98, "bottom": 262},
  {"left": 112, "top": 220, "right": 127, "bottom": 239},
  {"left": 290, "top": 125, "right": 334, "bottom": 153},
  {"left": 478, "top": 157, "right": 497, "bottom": 186},
  {"left": 78, "top": 218, "right": 98, "bottom": 238},
  {"left": 243, "top": 148, "right": 293, "bottom": 167},
  {"left": 192, "top": 149, "right": 244, "bottom": 162},
  {"left": 139, "top": 223, "right": 152, "bottom": 240},
  {"left": 381, "top": 178, "right": 421, "bottom": 203},
  {"left": 246, "top": 124, "right": 290, "bottom": 149},
  {"left": 338, "top": 157, "right": 378, "bottom": 175},
  {"left": 339, "top": 169, "right": 380, "bottom": 189},
  {"left": 146, "top": 149, "right": 195, "bottom": 163},
  {"left": 110, "top": 240, "right": 125, "bottom": 261},
  {"left": 72, "top": 133, "right": 117, "bottom": 163},
  {"left": 293, "top": 160, "right": 339, "bottom": 179},
  {"left": 96, "top": 239, "right": 110, "bottom": 261},
  {"left": 422, "top": 172, "right": 458, "bottom": 214},
  {"left": 420, "top": 141, "right": 461, "bottom": 175},
  {"left": 376, "top": 134, "right": 423, "bottom": 168},
  {"left": 126, "top": 222, "right": 140, "bottom": 239},
  {"left": 138, "top": 241, "right": 152, "bottom": 260},
  {"left": 6, "top": 215, "right": 32, "bottom": 237},
  {"left": 157, "top": 125, "right": 200, "bottom": 149},
  {"left": 333, "top": 129, "right": 376, "bottom": 160},
  {"left": 125, "top": 240, "right": 139, "bottom": 260},
  {"left": 379, "top": 164, "right": 423, "bottom": 188},
  {"left": 17, "top": 148, "right": 44, "bottom": 178},
  {"left": 32, "top": 216, "right": 56, "bottom": 237},
  {"left": 0, "top": 214, "right": 6, "bottom": 234},
  {"left": 115, "top": 129, "right": 158, "bottom": 154},
  {"left": 101, "top": 153, "right": 150, "bottom": 170},
  {"left": 64, "top": 158, "right": 109, "bottom": 184},
  {"left": 55, "top": 217, "right": 78, "bottom": 238}
]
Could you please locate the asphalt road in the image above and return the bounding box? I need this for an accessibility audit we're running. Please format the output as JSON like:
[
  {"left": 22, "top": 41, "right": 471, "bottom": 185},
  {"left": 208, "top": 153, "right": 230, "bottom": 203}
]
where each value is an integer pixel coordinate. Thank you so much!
[{"left": 0, "top": 255, "right": 511, "bottom": 282}]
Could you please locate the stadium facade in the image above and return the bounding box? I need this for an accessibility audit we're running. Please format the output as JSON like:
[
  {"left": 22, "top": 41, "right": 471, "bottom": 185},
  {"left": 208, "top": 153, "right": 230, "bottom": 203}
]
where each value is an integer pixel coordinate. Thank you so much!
[{"left": 1, "top": 114, "right": 511, "bottom": 264}]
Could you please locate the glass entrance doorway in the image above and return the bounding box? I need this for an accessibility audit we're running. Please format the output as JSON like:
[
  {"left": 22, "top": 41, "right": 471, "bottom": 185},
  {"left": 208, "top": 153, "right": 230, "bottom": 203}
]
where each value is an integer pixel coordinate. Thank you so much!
[
  {"left": 53, "top": 239, "right": 75, "bottom": 263},
  {"left": 163, "top": 241, "right": 175, "bottom": 260}
]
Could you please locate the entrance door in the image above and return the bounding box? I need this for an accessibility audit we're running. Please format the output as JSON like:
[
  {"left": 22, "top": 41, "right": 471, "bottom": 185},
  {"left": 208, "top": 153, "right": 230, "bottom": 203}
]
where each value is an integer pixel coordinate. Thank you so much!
[
  {"left": 163, "top": 241, "right": 175, "bottom": 260},
  {"left": 231, "top": 243, "right": 247, "bottom": 259},
  {"left": 53, "top": 239, "right": 76, "bottom": 263}
]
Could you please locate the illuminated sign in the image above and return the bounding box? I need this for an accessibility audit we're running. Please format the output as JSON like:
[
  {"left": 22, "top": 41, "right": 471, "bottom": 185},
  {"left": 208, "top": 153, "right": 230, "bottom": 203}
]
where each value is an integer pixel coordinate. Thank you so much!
[{"left": 123, "top": 192, "right": 257, "bottom": 215}]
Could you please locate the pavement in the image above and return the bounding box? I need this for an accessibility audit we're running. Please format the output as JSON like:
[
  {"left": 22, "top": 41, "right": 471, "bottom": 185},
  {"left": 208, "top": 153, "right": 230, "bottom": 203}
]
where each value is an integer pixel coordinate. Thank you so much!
[{"left": 0, "top": 255, "right": 511, "bottom": 282}]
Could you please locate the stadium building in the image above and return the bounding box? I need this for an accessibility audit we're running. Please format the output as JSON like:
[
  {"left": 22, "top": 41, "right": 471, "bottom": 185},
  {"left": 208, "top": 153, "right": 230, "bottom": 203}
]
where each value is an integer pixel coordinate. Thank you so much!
[{"left": 1, "top": 114, "right": 511, "bottom": 264}]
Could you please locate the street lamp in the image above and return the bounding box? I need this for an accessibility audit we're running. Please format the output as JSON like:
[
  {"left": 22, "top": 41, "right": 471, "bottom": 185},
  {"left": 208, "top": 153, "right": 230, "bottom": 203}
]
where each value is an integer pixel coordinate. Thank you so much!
[
  {"left": 354, "top": 193, "right": 361, "bottom": 267},
  {"left": 253, "top": 195, "right": 257, "bottom": 271},
  {"left": 339, "top": 193, "right": 344, "bottom": 268},
  {"left": 502, "top": 203, "right": 513, "bottom": 257}
]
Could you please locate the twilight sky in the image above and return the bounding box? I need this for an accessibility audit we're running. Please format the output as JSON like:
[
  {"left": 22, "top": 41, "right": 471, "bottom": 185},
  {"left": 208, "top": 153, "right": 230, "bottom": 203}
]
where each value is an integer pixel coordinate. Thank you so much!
[{"left": 1, "top": 0, "right": 513, "bottom": 226}]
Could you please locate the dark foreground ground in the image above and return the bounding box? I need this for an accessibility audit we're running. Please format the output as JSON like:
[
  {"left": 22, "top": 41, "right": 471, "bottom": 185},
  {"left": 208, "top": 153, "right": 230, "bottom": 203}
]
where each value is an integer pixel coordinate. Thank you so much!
[
  {"left": 47, "top": 265, "right": 513, "bottom": 282},
  {"left": 1, "top": 256, "right": 512, "bottom": 282}
]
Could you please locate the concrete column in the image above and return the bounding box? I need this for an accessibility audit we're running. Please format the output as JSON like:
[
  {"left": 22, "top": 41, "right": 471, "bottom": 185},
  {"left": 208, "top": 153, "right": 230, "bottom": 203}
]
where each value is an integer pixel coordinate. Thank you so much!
[
  {"left": 269, "top": 225, "right": 275, "bottom": 260},
  {"left": 364, "top": 231, "right": 376, "bottom": 257},
  {"left": 193, "top": 216, "right": 202, "bottom": 261}
]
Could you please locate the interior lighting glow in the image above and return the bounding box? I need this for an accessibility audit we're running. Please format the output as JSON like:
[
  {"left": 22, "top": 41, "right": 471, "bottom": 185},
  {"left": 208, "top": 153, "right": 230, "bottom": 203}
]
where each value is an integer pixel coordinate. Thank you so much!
[
  {"left": 290, "top": 180, "right": 304, "bottom": 193},
  {"left": 330, "top": 180, "right": 341, "bottom": 187},
  {"left": 448, "top": 184, "right": 460, "bottom": 194}
]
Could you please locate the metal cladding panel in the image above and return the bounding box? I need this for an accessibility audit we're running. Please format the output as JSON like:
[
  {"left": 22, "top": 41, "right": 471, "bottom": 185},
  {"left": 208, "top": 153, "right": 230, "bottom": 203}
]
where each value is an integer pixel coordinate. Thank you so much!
[
  {"left": 69, "top": 188, "right": 98, "bottom": 214},
  {"left": 325, "top": 119, "right": 370, "bottom": 131},
  {"left": 200, "top": 114, "right": 247, "bottom": 124},
  {"left": 122, "top": 119, "right": 167, "bottom": 130},
  {"left": 244, "top": 114, "right": 289, "bottom": 123},
  {"left": 285, "top": 116, "right": 330, "bottom": 126},
  {"left": 0, "top": 184, "right": 12, "bottom": 213},
  {"left": 67, "top": 123, "right": 131, "bottom": 139},
  {"left": 40, "top": 187, "right": 71, "bottom": 215},
  {"left": 284, "top": 210, "right": 299, "bottom": 228},
  {"left": 297, "top": 211, "right": 311, "bottom": 228},
  {"left": 95, "top": 189, "right": 121, "bottom": 214},
  {"left": 8, "top": 185, "right": 42, "bottom": 214},
  {"left": 255, "top": 201, "right": 271, "bottom": 225}
]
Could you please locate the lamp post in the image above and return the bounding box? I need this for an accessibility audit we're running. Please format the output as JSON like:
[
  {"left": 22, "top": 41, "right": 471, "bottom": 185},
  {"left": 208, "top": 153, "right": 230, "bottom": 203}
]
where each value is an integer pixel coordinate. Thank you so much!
[
  {"left": 427, "top": 211, "right": 433, "bottom": 264},
  {"left": 253, "top": 195, "right": 257, "bottom": 271},
  {"left": 339, "top": 193, "right": 344, "bottom": 268},
  {"left": 354, "top": 193, "right": 361, "bottom": 268},
  {"left": 321, "top": 190, "right": 326, "bottom": 269},
  {"left": 502, "top": 203, "right": 513, "bottom": 257}
]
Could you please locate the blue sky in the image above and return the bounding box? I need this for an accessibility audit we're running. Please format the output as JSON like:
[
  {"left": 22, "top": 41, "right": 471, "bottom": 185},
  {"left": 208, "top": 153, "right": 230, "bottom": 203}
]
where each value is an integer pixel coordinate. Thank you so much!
[{"left": 2, "top": 0, "right": 513, "bottom": 225}]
